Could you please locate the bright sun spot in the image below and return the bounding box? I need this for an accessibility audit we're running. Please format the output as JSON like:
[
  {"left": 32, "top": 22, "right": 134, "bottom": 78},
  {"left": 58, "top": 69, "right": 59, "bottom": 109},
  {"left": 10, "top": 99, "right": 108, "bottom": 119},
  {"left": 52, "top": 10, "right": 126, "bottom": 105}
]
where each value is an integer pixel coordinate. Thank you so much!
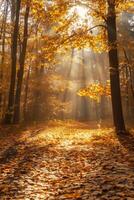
[
  {"left": 68, "top": 4, "right": 92, "bottom": 31},
  {"left": 75, "top": 5, "right": 87, "bottom": 20}
]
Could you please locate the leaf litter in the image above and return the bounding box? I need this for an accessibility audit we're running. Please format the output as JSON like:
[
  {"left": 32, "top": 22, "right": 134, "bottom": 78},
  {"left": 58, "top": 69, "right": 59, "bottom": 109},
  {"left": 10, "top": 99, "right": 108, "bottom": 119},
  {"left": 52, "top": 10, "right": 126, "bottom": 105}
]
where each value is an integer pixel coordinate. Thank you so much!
[{"left": 0, "top": 121, "right": 134, "bottom": 200}]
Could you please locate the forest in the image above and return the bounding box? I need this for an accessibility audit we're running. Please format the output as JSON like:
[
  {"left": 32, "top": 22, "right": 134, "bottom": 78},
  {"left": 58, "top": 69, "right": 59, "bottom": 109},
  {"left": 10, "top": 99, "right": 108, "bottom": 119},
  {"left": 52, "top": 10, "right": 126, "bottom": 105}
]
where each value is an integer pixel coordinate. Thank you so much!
[{"left": 0, "top": 0, "right": 134, "bottom": 199}]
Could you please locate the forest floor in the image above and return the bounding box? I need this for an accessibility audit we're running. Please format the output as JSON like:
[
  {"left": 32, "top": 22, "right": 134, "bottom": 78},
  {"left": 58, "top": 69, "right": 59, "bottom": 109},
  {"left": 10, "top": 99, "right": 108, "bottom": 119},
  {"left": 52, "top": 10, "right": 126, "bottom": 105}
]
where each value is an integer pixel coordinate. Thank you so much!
[{"left": 0, "top": 121, "right": 134, "bottom": 200}]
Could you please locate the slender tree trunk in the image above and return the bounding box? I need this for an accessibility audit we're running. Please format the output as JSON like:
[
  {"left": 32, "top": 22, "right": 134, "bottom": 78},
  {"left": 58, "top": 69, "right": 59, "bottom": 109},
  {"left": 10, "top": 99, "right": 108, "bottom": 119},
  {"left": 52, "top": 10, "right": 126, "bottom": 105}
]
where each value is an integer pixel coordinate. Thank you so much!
[
  {"left": 0, "top": 35, "right": 5, "bottom": 120},
  {"left": 32, "top": 66, "right": 44, "bottom": 121},
  {"left": 123, "top": 49, "right": 134, "bottom": 99},
  {"left": 107, "top": 0, "right": 126, "bottom": 133},
  {"left": 125, "top": 63, "right": 129, "bottom": 117},
  {"left": 23, "top": 65, "right": 31, "bottom": 121},
  {"left": 0, "top": 0, "right": 9, "bottom": 120},
  {"left": 13, "top": 2, "right": 30, "bottom": 123},
  {"left": 11, "top": 0, "right": 16, "bottom": 22},
  {"left": 32, "top": 27, "right": 42, "bottom": 122},
  {"left": 4, "top": 0, "right": 21, "bottom": 124}
]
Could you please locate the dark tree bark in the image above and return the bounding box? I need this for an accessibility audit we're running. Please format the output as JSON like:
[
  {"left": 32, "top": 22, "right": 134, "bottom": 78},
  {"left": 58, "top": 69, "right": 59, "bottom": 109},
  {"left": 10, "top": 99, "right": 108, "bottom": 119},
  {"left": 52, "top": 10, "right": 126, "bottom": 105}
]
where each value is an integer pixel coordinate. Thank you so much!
[
  {"left": 13, "top": 1, "right": 30, "bottom": 123},
  {"left": 4, "top": 0, "right": 21, "bottom": 124},
  {"left": 107, "top": 0, "right": 126, "bottom": 133},
  {"left": 0, "top": 0, "right": 9, "bottom": 120}
]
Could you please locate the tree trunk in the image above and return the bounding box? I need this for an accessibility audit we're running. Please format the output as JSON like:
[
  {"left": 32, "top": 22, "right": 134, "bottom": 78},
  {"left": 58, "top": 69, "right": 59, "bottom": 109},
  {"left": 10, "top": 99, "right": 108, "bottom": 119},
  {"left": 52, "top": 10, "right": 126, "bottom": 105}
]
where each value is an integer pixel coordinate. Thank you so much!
[
  {"left": 4, "top": 0, "right": 21, "bottom": 124},
  {"left": 107, "top": 0, "right": 126, "bottom": 133},
  {"left": 123, "top": 49, "right": 134, "bottom": 99},
  {"left": 13, "top": 2, "right": 30, "bottom": 123},
  {"left": 0, "top": 0, "right": 9, "bottom": 120},
  {"left": 23, "top": 65, "right": 31, "bottom": 121}
]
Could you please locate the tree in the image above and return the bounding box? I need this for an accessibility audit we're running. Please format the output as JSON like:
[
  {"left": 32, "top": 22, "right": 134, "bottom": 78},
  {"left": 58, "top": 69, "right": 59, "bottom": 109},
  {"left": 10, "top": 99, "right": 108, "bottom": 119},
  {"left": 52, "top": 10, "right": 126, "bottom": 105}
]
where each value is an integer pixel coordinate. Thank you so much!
[
  {"left": 4, "top": 0, "right": 21, "bottom": 124},
  {"left": 106, "top": 0, "right": 126, "bottom": 133},
  {"left": 13, "top": 0, "right": 30, "bottom": 123},
  {"left": 0, "top": 0, "right": 9, "bottom": 120}
]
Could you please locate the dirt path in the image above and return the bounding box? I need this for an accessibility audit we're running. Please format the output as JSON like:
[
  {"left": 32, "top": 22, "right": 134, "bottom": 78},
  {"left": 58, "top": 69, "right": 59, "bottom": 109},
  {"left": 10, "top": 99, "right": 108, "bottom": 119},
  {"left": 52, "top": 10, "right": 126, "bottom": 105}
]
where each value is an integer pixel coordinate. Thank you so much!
[{"left": 0, "top": 121, "right": 134, "bottom": 200}]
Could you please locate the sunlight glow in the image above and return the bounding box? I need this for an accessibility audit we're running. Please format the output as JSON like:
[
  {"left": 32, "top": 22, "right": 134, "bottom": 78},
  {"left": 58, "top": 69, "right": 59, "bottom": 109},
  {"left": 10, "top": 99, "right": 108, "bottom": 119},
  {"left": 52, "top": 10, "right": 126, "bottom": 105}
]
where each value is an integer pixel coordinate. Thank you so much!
[
  {"left": 68, "top": 4, "right": 92, "bottom": 31},
  {"left": 27, "top": 121, "right": 113, "bottom": 150},
  {"left": 75, "top": 5, "right": 88, "bottom": 20}
]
